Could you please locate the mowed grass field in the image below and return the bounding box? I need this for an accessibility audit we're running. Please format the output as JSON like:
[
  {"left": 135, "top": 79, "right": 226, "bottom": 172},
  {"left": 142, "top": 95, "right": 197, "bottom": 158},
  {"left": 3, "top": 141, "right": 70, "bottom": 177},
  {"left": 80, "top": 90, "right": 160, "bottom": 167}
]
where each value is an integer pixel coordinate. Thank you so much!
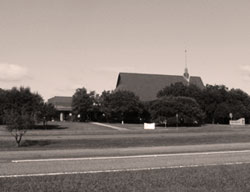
[
  {"left": 1, "top": 163, "right": 250, "bottom": 192},
  {"left": 1, "top": 122, "right": 250, "bottom": 150}
]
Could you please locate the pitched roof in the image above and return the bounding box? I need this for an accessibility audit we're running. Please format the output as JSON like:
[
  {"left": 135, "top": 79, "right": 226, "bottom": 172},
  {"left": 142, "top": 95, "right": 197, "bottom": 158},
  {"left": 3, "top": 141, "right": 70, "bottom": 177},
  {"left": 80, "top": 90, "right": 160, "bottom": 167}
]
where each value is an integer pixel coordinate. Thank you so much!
[
  {"left": 115, "top": 72, "right": 204, "bottom": 101},
  {"left": 47, "top": 96, "right": 72, "bottom": 111}
]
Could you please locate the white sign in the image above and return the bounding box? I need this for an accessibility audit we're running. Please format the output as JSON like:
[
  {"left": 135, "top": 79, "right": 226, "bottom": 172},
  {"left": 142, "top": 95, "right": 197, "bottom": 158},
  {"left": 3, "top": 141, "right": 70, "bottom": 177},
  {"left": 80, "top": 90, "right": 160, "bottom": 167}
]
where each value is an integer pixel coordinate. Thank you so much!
[
  {"left": 230, "top": 118, "right": 245, "bottom": 126},
  {"left": 144, "top": 123, "right": 155, "bottom": 130}
]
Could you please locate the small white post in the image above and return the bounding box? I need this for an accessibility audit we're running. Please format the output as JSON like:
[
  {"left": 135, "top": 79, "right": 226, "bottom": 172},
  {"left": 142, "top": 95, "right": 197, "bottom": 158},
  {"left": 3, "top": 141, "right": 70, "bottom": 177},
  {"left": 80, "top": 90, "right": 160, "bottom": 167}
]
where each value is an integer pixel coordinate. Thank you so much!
[{"left": 60, "top": 113, "right": 64, "bottom": 121}]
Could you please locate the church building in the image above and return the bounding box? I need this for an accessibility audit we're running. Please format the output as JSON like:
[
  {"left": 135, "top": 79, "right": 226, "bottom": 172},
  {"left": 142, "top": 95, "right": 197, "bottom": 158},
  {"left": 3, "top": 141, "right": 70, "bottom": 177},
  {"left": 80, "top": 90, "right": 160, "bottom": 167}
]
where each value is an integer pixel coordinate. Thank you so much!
[
  {"left": 115, "top": 68, "right": 204, "bottom": 101},
  {"left": 47, "top": 63, "right": 204, "bottom": 120}
]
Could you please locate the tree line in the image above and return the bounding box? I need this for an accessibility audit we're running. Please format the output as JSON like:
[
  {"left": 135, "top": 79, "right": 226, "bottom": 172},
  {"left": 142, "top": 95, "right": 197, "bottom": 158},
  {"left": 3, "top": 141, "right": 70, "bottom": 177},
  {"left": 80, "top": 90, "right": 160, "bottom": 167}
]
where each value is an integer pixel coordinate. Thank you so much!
[
  {"left": 1, "top": 83, "right": 250, "bottom": 146},
  {"left": 72, "top": 83, "right": 250, "bottom": 125},
  {"left": 158, "top": 83, "right": 250, "bottom": 124}
]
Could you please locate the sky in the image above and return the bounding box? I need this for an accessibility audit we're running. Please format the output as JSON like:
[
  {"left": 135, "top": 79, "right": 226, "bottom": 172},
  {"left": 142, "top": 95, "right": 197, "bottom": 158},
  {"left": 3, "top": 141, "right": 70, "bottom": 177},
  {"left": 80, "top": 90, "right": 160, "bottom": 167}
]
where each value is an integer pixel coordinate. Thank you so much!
[{"left": 0, "top": 0, "right": 250, "bottom": 100}]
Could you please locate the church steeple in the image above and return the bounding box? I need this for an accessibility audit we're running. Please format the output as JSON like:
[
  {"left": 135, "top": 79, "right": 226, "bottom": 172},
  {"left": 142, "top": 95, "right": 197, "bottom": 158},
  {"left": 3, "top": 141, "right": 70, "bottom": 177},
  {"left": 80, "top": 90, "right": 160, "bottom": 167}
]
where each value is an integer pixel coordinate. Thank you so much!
[{"left": 183, "top": 49, "right": 190, "bottom": 82}]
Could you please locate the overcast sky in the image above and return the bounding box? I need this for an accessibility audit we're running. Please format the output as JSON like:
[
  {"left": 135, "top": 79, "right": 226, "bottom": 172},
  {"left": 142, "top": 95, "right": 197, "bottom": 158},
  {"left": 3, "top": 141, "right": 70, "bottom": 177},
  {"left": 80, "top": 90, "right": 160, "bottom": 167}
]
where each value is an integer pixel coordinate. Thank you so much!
[{"left": 0, "top": 0, "right": 250, "bottom": 100}]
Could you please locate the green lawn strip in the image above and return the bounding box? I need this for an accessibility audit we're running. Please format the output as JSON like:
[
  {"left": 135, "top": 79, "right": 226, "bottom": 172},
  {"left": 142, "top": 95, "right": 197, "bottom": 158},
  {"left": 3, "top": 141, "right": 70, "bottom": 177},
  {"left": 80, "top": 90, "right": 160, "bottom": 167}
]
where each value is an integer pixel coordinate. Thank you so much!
[
  {"left": 2, "top": 132, "right": 250, "bottom": 150},
  {"left": 2, "top": 123, "right": 250, "bottom": 138},
  {"left": 1, "top": 122, "right": 250, "bottom": 151},
  {"left": 1, "top": 123, "right": 249, "bottom": 136},
  {"left": 1, "top": 164, "right": 250, "bottom": 192},
  {"left": 0, "top": 123, "right": 118, "bottom": 136},
  {"left": 105, "top": 123, "right": 250, "bottom": 132}
]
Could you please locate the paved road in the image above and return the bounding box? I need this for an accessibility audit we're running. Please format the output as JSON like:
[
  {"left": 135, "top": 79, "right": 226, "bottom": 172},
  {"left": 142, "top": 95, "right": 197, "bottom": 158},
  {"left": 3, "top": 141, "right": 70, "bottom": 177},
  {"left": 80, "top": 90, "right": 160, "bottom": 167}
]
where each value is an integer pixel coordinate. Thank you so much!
[
  {"left": 1, "top": 142, "right": 250, "bottom": 161},
  {"left": 2, "top": 143, "right": 250, "bottom": 177}
]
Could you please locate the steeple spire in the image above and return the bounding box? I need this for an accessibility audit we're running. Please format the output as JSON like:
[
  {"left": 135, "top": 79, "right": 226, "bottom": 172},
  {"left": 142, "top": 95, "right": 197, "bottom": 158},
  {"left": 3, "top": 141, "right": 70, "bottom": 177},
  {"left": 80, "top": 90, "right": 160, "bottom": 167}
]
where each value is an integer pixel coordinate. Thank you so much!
[
  {"left": 185, "top": 49, "right": 187, "bottom": 68},
  {"left": 183, "top": 49, "right": 190, "bottom": 82}
]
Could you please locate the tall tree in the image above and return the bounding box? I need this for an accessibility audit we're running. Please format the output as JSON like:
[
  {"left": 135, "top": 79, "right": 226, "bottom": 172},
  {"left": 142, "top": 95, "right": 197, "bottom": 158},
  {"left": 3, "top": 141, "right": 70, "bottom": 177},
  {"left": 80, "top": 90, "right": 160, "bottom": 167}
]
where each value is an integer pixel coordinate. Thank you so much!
[
  {"left": 202, "top": 85, "right": 228, "bottom": 123},
  {"left": 100, "top": 90, "right": 144, "bottom": 123},
  {"left": 72, "top": 87, "right": 96, "bottom": 122}
]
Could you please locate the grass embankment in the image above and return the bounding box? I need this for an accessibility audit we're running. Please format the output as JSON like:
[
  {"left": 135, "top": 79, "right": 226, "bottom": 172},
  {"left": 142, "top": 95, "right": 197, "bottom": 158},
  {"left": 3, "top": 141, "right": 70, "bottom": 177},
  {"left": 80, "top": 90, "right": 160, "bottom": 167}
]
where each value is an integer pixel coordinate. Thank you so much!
[
  {"left": 1, "top": 164, "right": 250, "bottom": 192},
  {"left": 1, "top": 122, "right": 250, "bottom": 150}
]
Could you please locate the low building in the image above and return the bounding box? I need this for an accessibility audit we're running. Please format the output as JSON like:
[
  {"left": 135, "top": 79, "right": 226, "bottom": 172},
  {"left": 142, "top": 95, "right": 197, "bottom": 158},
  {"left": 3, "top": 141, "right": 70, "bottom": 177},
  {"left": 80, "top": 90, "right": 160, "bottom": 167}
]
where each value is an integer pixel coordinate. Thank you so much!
[{"left": 47, "top": 96, "right": 72, "bottom": 121}]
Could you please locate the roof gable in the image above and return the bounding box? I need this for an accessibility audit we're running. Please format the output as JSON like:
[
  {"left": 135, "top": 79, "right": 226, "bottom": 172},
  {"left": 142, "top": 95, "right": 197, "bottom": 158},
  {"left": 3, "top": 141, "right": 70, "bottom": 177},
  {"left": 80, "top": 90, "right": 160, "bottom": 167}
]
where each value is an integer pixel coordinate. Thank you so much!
[
  {"left": 48, "top": 96, "right": 72, "bottom": 111},
  {"left": 115, "top": 72, "right": 204, "bottom": 101}
]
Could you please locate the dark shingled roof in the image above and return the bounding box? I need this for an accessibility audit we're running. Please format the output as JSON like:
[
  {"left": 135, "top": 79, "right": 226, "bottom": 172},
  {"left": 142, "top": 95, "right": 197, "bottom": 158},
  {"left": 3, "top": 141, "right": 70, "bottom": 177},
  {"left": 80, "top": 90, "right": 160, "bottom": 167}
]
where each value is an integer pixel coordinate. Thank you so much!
[
  {"left": 47, "top": 96, "right": 72, "bottom": 111},
  {"left": 115, "top": 72, "right": 204, "bottom": 101}
]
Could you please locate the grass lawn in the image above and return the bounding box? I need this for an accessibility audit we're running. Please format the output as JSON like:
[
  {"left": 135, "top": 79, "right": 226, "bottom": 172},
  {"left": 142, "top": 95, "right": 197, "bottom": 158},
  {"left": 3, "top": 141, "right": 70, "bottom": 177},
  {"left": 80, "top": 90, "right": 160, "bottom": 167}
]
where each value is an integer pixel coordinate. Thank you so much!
[
  {"left": 1, "top": 122, "right": 250, "bottom": 150},
  {"left": 0, "top": 122, "right": 116, "bottom": 137},
  {"left": 1, "top": 163, "right": 250, "bottom": 192}
]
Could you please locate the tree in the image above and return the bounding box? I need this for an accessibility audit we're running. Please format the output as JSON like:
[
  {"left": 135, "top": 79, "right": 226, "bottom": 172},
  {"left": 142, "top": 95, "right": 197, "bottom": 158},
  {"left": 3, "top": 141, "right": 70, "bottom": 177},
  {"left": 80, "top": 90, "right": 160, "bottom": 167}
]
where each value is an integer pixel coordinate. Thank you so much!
[
  {"left": 150, "top": 96, "right": 205, "bottom": 126},
  {"left": 157, "top": 82, "right": 203, "bottom": 102},
  {"left": 157, "top": 82, "right": 206, "bottom": 114},
  {"left": 0, "top": 88, "right": 7, "bottom": 124},
  {"left": 5, "top": 110, "right": 34, "bottom": 147},
  {"left": 39, "top": 103, "right": 57, "bottom": 127},
  {"left": 3, "top": 87, "right": 43, "bottom": 146},
  {"left": 214, "top": 102, "right": 230, "bottom": 124},
  {"left": 202, "top": 85, "right": 229, "bottom": 123},
  {"left": 88, "top": 93, "right": 103, "bottom": 121},
  {"left": 100, "top": 90, "right": 144, "bottom": 123},
  {"left": 72, "top": 87, "right": 96, "bottom": 122},
  {"left": 226, "top": 89, "right": 250, "bottom": 123}
]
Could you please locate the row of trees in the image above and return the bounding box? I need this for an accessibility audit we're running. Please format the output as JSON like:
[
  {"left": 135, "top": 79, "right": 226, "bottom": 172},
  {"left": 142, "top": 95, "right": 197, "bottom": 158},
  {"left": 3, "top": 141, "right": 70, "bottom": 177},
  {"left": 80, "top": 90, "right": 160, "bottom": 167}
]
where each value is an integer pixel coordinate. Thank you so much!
[
  {"left": 0, "top": 87, "right": 56, "bottom": 146},
  {"left": 72, "top": 83, "right": 250, "bottom": 125},
  {"left": 2, "top": 83, "right": 250, "bottom": 146},
  {"left": 72, "top": 88, "right": 146, "bottom": 123},
  {"left": 158, "top": 83, "right": 250, "bottom": 124},
  {"left": 71, "top": 87, "right": 204, "bottom": 126}
]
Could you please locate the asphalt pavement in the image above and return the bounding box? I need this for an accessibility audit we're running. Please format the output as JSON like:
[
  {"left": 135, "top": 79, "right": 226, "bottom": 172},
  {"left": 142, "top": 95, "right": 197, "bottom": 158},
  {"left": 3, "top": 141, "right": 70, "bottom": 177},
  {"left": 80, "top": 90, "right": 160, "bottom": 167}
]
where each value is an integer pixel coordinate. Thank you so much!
[{"left": 2, "top": 143, "right": 250, "bottom": 177}]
